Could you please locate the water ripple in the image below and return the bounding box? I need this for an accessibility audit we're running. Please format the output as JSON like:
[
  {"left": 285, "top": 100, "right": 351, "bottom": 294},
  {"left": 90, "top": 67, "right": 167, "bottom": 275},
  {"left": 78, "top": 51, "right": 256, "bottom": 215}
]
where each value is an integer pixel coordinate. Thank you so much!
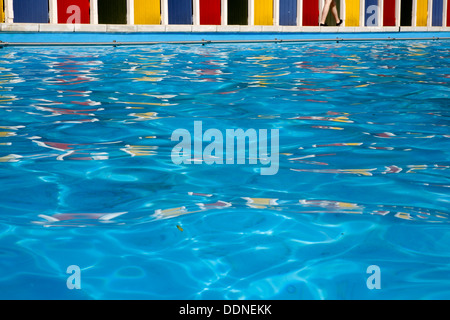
[{"left": 0, "top": 41, "right": 449, "bottom": 299}]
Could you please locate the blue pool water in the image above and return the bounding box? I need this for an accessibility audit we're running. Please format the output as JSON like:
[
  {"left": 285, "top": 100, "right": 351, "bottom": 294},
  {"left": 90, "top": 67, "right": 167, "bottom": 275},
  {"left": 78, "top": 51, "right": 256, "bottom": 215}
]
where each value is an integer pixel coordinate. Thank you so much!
[{"left": 0, "top": 40, "right": 449, "bottom": 300}]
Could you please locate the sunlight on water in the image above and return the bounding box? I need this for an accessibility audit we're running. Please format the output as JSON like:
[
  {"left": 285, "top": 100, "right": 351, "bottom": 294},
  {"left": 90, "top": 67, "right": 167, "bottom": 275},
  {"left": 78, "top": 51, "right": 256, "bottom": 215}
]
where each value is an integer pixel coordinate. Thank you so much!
[{"left": 0, "top": 41, "right": 449, "bottom": 299}]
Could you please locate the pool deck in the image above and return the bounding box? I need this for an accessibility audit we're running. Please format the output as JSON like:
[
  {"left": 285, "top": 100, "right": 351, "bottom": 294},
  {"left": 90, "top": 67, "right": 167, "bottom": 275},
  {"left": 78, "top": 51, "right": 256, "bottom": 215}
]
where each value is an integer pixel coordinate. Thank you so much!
[{"left": 1, "top": 24, "right": 449, "bottom": 46}]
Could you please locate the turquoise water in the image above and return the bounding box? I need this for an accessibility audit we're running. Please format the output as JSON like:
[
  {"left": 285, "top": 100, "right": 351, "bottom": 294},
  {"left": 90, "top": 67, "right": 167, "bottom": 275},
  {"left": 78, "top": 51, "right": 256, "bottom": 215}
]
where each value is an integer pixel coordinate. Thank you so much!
[{"left": 0, "top": 41, "right": 449, "bottom": 300}]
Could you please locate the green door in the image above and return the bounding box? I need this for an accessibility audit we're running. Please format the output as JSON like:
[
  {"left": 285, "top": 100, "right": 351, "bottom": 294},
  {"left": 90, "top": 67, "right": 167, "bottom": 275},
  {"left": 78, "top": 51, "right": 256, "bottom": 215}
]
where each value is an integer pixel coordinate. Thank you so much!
[
  {"left": 98, "top": 0, "right": 127, "bottom": 24},
  {"left": 228, "top": 0, "right": 248, "bottom": 25}
]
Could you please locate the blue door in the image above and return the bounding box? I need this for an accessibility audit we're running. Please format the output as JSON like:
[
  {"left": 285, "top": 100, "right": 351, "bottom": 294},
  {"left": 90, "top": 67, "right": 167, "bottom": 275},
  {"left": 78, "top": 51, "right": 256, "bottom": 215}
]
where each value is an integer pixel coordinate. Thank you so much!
[
  {"left": 13, "top": 0, "right": 49, "bottom": 23},
  {"left": 365, "top": 0, "right": 378, "bottom": 26},
  {"left": 279, "top": 0, "right": 297, "bottom": 26},
  {"left": 432, "top": 0, "right": 443, "bottom": 26},
  {"left": 168, "top": 0, "right": 193, "bottom": 24}
]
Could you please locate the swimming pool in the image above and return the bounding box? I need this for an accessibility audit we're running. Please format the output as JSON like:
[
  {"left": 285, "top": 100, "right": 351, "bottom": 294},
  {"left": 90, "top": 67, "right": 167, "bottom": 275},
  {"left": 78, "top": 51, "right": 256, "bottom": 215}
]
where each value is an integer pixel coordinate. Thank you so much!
[{"left": 0, "top": 40, "right": 449, "bottom": 300}]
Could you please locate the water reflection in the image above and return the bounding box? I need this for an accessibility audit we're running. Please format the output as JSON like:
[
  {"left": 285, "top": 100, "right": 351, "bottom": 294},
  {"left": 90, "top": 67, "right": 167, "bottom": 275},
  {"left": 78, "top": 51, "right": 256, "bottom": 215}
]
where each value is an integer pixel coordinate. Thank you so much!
[{"left": 0, "top": 43, "right": 447, "bottom": 231}]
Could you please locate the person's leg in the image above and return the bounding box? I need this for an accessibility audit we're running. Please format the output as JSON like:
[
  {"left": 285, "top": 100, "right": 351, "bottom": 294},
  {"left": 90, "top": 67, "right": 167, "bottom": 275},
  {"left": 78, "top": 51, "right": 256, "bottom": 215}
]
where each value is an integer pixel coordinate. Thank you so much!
[
  {"left": 330, "top": 1, "right": 340, "bottom": 22},
  {"left": 320, "top": 0, "right": 333, "bottom": 24},
  {"left": 330, "top": 0, "right": 343, "bottom": 25}
]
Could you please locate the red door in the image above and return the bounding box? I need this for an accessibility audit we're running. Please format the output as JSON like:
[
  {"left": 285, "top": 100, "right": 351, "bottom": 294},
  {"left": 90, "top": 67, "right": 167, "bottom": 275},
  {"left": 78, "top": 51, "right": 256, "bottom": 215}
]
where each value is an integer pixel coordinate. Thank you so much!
[
  {"left": 57, "top": 0, "right": 90, "bottom": 24},
  {"left": 448, "top": 0, "right": 450, "bottom": 26},
  {"left": 302, "top": 0, "right": 319, "bottom": 26},
  {"left": 200, "top": 0, "right": 221, "bottom": 25},
  {"left": 383, "top": 0, "right": 396, "bottom": 26}
]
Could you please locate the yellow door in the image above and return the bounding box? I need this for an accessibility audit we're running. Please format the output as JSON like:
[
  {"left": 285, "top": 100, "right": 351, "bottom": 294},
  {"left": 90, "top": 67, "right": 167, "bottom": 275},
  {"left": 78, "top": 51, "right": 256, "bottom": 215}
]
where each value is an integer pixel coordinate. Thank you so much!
[
  {"left": 255, "top": 0, "right": 273, "bottom": 25},
  {"left": 416, "top": 0, "right": 428, "bottom": 26},
  {"left": 345, "top": 0, "right": 360, "bottom": 26},
  {"left": 135, "top": 0, "right": 161, "bottom": 25},
  {"left": 1, "top": 0, "right": 4, "bottom": 23}
]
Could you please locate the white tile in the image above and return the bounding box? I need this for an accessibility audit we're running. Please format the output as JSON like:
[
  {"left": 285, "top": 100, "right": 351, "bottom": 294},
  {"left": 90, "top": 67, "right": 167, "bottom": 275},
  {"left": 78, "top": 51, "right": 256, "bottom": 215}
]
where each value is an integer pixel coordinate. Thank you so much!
[
  {"left": 106, "top": 24, "right": 137, "bottom": 32},
  {"left": 192, "top": 25, "right": 217, "bottom": 32},
  {"left": 74, "top": 24, "right": 107, "bottom": 32},
  {"left": 381, "top": 27, "right": 399, "bottom": 32},
  {"left": 39, "top": 24, "right": 75, "bottom": 32},
  {"left": 339, "top": 27, "right": 356, "bottom": 32},
  {"left": 239, "top": 25, "right": 262, "bottom": 32},
  {"left": 1, "top": 23, "right": 39, "bottom": 32},
  {"left": 216, "top": 25, "right": 240, "bottom": 32},
  {"left": 261, "top": 25, "right": 283, "bottom": 32},
  {"left": 165, "top": 25, "right": 192, "bottom": 32},
  {"left": 135, "top": 25, "right": 166, "bottom": 32},
  {"left": 427, "top": 26, "right": 443, "bottom": 32},
  {"left": 280, "top": 26, "right": 302, "bottom": 32},
  {"left": 299, "top": 26, "right": 320, "bottom": 32},
  {"left": 367, "top": 27, "right": 386, "bottom": 32},
  {"left": 321, "top": 27, "right": 339, "bottom": 32}
]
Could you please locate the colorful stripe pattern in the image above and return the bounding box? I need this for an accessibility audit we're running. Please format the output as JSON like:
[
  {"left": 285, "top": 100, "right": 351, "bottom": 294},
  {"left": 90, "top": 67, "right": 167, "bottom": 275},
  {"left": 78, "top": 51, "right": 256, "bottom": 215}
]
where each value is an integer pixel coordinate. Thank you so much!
[
  {"left": 13, "top": 0, "right": 49, "bottom": 23},
  {"left": 98, "top": 0, "right": 127, "bottom": 24},
  {"left": 168, "top": 0, "right": 193, "bottom": 24},
  {"left": 365, "top": 0, "right": 378, "bottom": 26},
  {"left": 383, "top": 0, "right": 396, "bottom": 26},
  {"left": 279, "top": 0, "right": 297, "bottom": 26},
  {"left": 254, "top": 0, "right": 273, "bottom": 25},
  {"left": 432, "top": 0, "right": 443, "bottom": 26},
  {"left": 345, "top": 0, "right": 360, "bottom": 26},
  {"left": 416, "top": 0, "right": 429, "bottom": 26},
  {"left": 401, "top": 0, "right": 413, "bottom": 26},
  {"left": 325, "top": 0, "right": 341, "bottom": 26},
  {"left": 303, "top": 0, "right": 319, "bottom": 26},
  {"left": 228, "top": 0, "right": 248, "bottom": 25},
  {"left": 57, "top": 0, "right": 90, "bottom": 24},
  {"left": 1, "top": 0, "right": 4, "bottom": 23},
  {"left": 200, "top": 0, "right": 221, "bottom": 25},
  {"left": 2, "top": 0, "right": 450, "bottom": 28},
  {"left": 448, "top": 0, "right": 450, "bottom": 26},
  {"left": 135, "top": 0, "right": 161, "bottom": 25}
]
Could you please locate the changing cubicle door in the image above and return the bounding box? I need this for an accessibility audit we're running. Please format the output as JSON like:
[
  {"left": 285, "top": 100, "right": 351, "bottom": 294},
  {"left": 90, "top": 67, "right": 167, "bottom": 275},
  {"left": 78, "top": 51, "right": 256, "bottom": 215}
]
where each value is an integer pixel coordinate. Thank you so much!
[
  {"left": 57, "top": 0, "right": 90, "bottom": 24},
  {"left": 448, "top": 0, "right": 450, "bottom": 26},
  {"left": 200, "top": 0, "right": 221, "bottom": 25},
  {"left": 345, "top": 0, "right": 359, "bottom": 26},
  {"left": 325, "top": 0, "right": 340, "bottom": 26},
  {"left": 228, "top": 0, "right": 248, "bottom": 25},
  {"left": 279, "top": 0, "right": 297, "bottom": 26},
  {"left": 168, "top": 0, "right": 193, "bottom": 24},
  {"left": 255, "top": 0, "right": 273, "bottom": 25},
  {"left": 13, "top": 0, "right": 49, "bottom": 23},
  {"left": 431, "top": 0, "right": 443, "bottom": 26},
  {"left": 135, "top": 0, "right": 161, "bottom": 25},
  {"left": 401, "top": 0, "right": 413, "bottom": 26},
  {"left": 383, "top": 0, "right": 396, "bottom": 26},
  {"left": 416, "top": 0, "right": 428, "bottom": 26},
  {"left": 365, "top": 0, "right": 379, "bottom": 26},
  {"left": 303, "top": 0, "right": 319, "bottom": 26},
  {"left": 98, "top": 0, "right": 127, "bottom": 24},
  {"left": 1, "top": 0, "right": 4, "bottom": 23}
]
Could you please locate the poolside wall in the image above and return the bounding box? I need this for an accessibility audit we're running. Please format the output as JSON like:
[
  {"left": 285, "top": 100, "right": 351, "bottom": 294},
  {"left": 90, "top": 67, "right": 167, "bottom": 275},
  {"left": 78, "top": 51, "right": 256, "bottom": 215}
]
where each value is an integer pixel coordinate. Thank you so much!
[{"left": 1, "top": 0, "right": 449, "bottom": 30}]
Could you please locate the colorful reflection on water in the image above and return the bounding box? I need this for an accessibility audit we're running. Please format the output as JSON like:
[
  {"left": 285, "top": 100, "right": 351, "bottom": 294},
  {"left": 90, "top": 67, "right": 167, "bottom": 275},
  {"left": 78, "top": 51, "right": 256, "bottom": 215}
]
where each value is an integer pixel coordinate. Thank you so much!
[{"left": 0, "top": 41, "right": 449, "bottom": 299}]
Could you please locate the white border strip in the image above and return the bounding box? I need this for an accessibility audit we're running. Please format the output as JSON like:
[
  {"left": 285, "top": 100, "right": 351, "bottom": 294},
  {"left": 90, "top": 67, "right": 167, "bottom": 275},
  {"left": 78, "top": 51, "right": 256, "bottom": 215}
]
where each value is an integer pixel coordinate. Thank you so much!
[
  {"left": 444, "top": 0, "right": 448, "bottom": 27},
  {"left": 5, "top": 0, "right": 13, "bottom": 24},
  {"left": 91, "top": 0, "right": 98, "bottom": 24}
]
